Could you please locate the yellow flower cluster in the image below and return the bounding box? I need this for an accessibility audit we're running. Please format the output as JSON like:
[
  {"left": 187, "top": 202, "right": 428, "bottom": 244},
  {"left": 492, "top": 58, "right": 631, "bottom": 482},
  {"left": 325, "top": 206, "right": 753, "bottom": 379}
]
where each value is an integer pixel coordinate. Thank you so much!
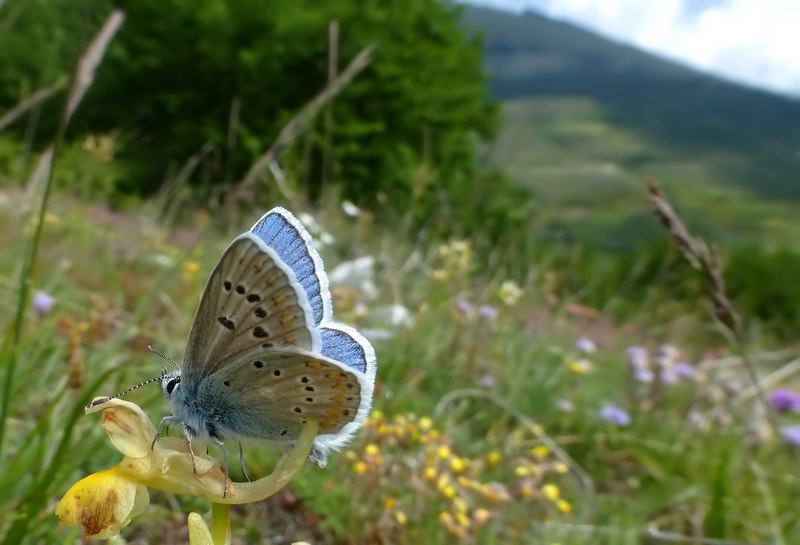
[
  {"left": 431, "top": 239, "right": 473, "bottom": 282},
  {"left": 344, "top": 412, "right": 573, "bottom": 540},
  {"left": 497, "top": 280, "right": 524, "bottom": 307}
]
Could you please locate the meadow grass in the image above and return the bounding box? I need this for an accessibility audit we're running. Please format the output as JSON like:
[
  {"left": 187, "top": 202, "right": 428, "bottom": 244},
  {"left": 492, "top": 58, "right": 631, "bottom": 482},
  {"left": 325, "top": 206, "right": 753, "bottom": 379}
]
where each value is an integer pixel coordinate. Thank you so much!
[{"left": 1, "top": 168, "right": 800, "bottom": 544}]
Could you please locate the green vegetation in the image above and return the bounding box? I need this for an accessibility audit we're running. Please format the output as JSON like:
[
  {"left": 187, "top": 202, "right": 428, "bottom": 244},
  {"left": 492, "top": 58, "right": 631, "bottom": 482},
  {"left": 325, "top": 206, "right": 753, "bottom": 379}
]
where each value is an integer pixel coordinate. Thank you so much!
[
  {"left": 1, "top": 0, "right": 502, "bottom": 220},
  {"left": 465, "top": 6, "right": 800, "bottom": 249},
  {"left": 2, "top": 2, "right": 800, "bottom": 544}
]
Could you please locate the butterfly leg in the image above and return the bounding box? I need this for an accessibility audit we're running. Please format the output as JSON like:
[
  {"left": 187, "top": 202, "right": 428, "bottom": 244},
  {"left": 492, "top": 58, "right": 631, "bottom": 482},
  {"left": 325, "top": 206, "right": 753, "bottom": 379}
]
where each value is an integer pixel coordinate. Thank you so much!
[
  {"left": 238, "top": 442, "right": 251, "bottom": 482},
  {"left": 210, "top": 436, "right": 228, "bottom": 498},
  {"left": 151, "top": 416, "right": 198, "bottom": 472},
  {"left": 152, "top": 416, "right": 182, "bottom": 450},
  {"left": 179, "top": 422, "right": 198, "bottom": 474}
]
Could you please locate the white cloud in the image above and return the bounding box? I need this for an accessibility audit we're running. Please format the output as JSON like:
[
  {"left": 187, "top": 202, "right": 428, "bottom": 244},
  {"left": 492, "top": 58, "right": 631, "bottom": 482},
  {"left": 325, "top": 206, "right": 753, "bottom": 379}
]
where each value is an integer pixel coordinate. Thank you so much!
[{"left": 469, "top": 0, "right": 800, "bottom": 95}]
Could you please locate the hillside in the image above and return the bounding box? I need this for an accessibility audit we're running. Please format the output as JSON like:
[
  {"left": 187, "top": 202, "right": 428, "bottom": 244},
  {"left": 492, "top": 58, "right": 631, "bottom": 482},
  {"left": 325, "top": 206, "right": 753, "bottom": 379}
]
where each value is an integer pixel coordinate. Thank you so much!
[{"left": 463, "top": 6, "right": 800, "bottom": 249}]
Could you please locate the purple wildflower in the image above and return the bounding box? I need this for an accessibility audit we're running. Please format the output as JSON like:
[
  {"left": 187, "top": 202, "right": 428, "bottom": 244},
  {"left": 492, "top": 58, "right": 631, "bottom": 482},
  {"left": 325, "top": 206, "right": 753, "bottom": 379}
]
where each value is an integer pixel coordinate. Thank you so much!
[
  {"left": 600, "top": 405, "right": 631, "bottom": 426},
  {"left": 627, "top": 346, "right": 649, "bottom": 368},
  {"left": 478, "top": 304, "right": 498, "bottom": 320},
  {"left": 675, "top": 362, "right": 696, "bottom": 380},
  {"left": 634, "top": 367, "right": 654, "bottom": 383},
  {"left": 659, "top": 370, "right": 679, "bottom": 384},
  {"left": 575, "top": 337, "right": 596, "bottom": 354},
  {"left": 779, "top": 425, "right": 800, "bottom": 446},
  {"left": 32, "top": 291, "right": 55, "bottom": 316},
  {"left": 479, "top": 373, "right": 495, "bottom": 387},
  {"left": 770, "top": 389, "right": 800, "bottom": 413},
  {"left": 456, "top": 299, "right": 473, "bottom": 316}
]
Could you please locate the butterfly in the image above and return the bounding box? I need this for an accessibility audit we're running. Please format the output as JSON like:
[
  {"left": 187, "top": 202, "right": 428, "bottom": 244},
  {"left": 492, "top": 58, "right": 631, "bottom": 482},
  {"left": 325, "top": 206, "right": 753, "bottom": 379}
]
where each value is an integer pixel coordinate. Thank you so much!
[{"left": 156, "top": 207, "right": 376, "bottom": 487}]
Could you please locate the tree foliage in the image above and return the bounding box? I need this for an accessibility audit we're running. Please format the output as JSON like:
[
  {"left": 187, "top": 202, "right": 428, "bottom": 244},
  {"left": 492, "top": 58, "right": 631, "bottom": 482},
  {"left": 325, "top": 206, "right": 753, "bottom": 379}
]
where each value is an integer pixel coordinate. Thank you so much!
[{"left": 1, "top": 0, "right": 501, "bottom": 224}]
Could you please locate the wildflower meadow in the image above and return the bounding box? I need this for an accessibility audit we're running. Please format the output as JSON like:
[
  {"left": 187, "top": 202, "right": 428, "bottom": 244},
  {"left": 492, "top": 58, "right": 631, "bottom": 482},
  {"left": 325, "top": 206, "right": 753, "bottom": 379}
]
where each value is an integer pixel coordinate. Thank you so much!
[{"left": 2, "top": 2, "right": 800, "bottom": 545}]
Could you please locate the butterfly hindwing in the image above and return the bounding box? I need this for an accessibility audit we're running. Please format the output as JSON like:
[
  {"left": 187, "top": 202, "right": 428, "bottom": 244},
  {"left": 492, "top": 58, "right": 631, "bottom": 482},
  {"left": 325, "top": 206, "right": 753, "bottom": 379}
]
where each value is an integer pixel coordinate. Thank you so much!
[
  {"left": 199, "top": 349, "right": 364, "bottom": 438},
  {"left": 310, "top": 324, "right": 376, "bottom": 459},
  {"left": 182, "top": 234, "right": 319, "bottom": 383},
  {"left": 250, "top": 208, "right": 332, "bottom": 326},
  {"left": 319, "top": 324, "right": 376, "bottom": 374}
]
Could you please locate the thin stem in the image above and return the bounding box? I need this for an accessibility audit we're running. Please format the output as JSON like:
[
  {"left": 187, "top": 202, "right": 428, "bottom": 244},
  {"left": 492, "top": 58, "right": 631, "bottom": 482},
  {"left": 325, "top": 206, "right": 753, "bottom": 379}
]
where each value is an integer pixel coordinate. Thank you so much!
[{"left": 210, "top": 503, "right": 231, "bottom": 545}]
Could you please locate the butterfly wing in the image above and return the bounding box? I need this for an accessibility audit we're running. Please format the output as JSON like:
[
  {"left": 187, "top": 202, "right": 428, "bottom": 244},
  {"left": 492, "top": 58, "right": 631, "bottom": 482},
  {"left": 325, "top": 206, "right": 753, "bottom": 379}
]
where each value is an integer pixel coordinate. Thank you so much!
[
  {"left": 197, "top": 348, "right": 366, "bottom": 440},
  {"left": 178, "top": 210, "right": 376, "bottom": 465},
  {"left": 181, "top": 233, "right": 320, "bottom": 385},
  {"left": 250, "top": 208, "right": 332, "bottom": 326},
  {"left": 310, "top": 323, "right": 376, "bottom": 461}
]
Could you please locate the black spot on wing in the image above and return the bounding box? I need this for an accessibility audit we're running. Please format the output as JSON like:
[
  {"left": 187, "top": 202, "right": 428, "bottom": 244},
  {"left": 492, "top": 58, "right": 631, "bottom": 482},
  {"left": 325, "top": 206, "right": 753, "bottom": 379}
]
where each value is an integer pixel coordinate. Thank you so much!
[{"left": 217, "top": 317, "right": 235, "bottom": 330}]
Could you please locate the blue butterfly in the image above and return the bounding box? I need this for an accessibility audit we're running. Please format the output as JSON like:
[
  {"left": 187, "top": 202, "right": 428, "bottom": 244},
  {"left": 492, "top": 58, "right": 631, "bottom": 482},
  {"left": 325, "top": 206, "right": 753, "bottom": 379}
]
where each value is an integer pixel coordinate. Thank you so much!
[{"left": 157, "top": 207, "right": 376, "bottom": 485}]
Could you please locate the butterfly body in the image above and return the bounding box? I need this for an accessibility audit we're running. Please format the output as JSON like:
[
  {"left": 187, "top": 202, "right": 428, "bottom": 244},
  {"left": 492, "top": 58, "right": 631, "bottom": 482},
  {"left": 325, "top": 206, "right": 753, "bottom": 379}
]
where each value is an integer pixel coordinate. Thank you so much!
[{"left": 160, "top": 208, "right": 376, "bottom": 467}]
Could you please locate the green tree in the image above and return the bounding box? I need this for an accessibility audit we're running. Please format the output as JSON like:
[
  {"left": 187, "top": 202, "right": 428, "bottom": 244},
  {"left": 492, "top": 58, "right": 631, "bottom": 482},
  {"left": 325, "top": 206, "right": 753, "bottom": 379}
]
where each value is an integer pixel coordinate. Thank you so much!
[{"left": 3, "top": 0, "right": 499, "bottom": 216}]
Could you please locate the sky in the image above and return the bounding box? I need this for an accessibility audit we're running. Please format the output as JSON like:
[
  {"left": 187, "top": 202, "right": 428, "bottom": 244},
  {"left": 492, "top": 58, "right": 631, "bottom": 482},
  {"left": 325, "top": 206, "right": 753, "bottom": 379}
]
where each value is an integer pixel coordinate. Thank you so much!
[{"left": 468, "top": 0, "right": 800, "bottom": 96}]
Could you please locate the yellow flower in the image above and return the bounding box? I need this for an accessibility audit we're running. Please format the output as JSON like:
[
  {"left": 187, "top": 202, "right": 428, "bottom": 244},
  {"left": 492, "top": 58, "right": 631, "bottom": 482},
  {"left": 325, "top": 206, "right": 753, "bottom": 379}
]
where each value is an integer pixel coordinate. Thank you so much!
[
  {"left": 56, "top": 397, "right": 319, "bottom": 539},
  {"left": 473, "top": 508, "right": 492, "bottom": 525},
  {"left": 449, "top": 456, "right": 467, "bottom": 473},
  {"left": 394, "top": 510, "right": 408, "bottom": 525},
  {"left": 365, "top": 443, "right": 380, "bottom": 456},
  {"left": 556, "top": 499, "right": 572, "bottom": 514},
  {"left": 183, "top": 260, "right": 201, "bottom": 281},
  {"left": 498, "top": 280, "right": 523, "bottom": 306},
  {"left": 55, "top": 468, "right": 148, "bottom": 540},
  {"left": 567, "top": 358, "right": 592, "bottom": 374},
  {"left": 542, "top": 484, "right": 560, "bottom": 501},
  {"left": 486, "top": 451, "right": 501, "bottom": 466},
  {"left": 531, "top": 445, "right": 550, "bottom": 459}
]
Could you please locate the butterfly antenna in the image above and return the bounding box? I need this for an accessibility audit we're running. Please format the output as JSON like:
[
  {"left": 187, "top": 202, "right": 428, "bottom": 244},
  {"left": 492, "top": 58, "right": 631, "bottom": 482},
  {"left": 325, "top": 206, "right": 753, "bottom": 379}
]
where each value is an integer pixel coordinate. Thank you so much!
[
  {"left": 87, "top": 348, "right": 178, "bottom": 409},
  {"left": 87, "top": 370, "right": 167, "bottom": 408},
  {"left": 148, "top": 345, "right": 180, "bottom": 370}
]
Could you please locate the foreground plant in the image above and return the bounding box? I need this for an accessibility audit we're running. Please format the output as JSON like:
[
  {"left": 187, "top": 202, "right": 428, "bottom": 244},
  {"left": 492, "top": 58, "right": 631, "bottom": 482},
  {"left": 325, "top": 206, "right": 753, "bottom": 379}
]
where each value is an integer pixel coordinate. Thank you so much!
[{"left": 56, "top": 397, "right": 318, "bottom": 542}]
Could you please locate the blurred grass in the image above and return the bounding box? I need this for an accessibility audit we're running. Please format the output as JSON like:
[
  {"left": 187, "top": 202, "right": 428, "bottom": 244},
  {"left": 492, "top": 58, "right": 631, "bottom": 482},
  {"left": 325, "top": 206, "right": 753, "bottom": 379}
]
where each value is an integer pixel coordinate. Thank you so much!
[{"left": 1, "top": 175, "right": 800, "bottom": 543}]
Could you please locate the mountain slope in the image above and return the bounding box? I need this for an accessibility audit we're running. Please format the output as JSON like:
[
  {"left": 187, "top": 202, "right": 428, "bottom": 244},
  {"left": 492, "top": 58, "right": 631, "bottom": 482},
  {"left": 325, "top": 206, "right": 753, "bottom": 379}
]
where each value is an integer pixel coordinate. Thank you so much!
[{"left": 462, "top": 6, "right": 800, "bottom": 248}]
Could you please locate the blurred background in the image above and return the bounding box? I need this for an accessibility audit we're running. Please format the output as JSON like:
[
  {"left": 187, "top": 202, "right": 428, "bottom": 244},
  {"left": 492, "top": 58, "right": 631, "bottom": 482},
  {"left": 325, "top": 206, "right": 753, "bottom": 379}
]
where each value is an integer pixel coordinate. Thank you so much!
[{"left": 1, "top": 0, "right": 800, "bottom": 543}]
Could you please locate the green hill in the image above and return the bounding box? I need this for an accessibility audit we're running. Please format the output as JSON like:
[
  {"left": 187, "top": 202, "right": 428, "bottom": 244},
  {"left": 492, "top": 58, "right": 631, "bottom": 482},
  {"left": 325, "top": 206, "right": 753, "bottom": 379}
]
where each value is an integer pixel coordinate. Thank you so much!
[{"left": 463, "top": 6, "right": 800, "bottom": 249}]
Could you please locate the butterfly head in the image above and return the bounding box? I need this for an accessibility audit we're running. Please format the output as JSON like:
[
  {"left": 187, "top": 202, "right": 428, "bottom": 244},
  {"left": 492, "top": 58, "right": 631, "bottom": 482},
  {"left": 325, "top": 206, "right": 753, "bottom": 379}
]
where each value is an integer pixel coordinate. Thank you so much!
[{"left": 160, "top": 370, "right": 182, "bottom": 399}]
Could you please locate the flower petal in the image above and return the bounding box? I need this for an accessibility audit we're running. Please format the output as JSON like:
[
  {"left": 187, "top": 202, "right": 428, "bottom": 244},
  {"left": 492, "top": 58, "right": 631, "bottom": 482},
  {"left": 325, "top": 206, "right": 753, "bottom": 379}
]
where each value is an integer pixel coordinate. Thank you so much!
[
  {"left": 56, "top": 467, "right": 149, "bottom": 539},
  {"left": 187, "top": 512, "right": 214, "bottom": 545},
  {"left": 87, "top": 397, "right": 158, "bottom": 458}
]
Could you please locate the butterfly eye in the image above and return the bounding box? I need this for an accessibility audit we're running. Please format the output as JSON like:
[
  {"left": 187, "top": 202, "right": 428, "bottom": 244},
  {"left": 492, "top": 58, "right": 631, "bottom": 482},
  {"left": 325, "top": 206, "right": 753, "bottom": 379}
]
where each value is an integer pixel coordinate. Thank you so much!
[{"left": 166, "top": 377, "right": 180, "bottom": 396}]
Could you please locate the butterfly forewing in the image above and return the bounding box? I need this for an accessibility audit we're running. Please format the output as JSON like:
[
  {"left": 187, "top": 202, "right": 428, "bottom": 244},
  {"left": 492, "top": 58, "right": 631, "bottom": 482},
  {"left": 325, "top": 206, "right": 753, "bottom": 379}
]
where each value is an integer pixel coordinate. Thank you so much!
[
  {"left": 250, "top": 209, "right": 332, "bottom": 326},
  {"left": 182, "top": 234, "right": 319, "bottom": 383}
]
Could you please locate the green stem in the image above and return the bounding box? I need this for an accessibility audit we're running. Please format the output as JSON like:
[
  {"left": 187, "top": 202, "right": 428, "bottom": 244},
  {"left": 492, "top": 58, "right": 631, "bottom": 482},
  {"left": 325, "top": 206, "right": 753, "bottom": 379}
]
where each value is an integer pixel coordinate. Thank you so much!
[
  {"left": 0, "top": 105, "right": 68, "bottom": 455},
  {"left": 211, "top": 503, "right": 231, "bottom": 545}
]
